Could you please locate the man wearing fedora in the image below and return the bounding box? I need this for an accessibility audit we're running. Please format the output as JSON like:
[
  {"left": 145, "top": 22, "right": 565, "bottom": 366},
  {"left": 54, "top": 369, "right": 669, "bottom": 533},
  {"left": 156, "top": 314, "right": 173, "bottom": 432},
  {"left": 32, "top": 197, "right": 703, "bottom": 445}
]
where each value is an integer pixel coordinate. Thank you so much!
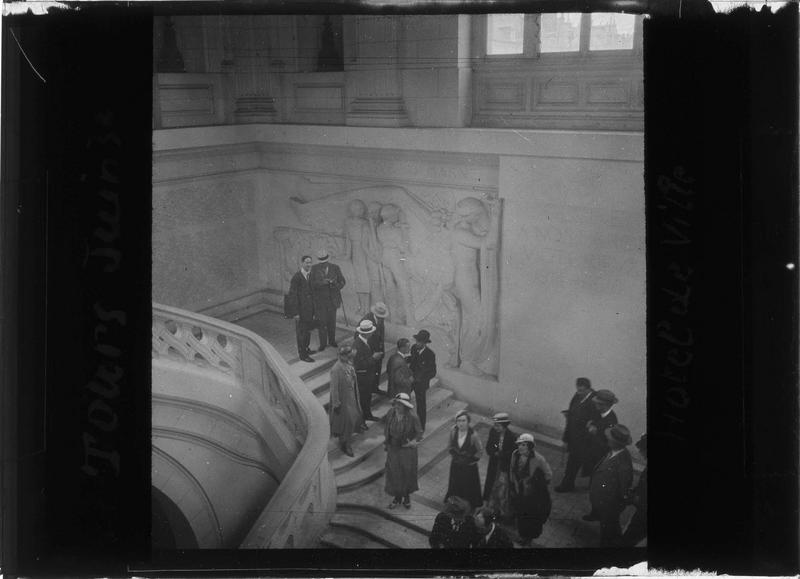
[
  {"left": 585, "top": 389, "right": 620, "bottom": 472},
  {"left": 357, "top": 302, "right": 389, "bottom": 395},
  {"left": 409, "top": 329, "right": 436, "bottom": 431},
  {"left": 310, "top": 248, "right": 346, "bottom": 352},
  {"left": 556, "top": 377, "right": 597, "bottom": 492},
  {"left": 353, "top": 319, "right": 382, "bottom": 424},
  {"left": 285, "top": 255, "right": 317, "bottom": 363},
  {"left": 587, "top": 424, "right": 634, "bottom": 547}
]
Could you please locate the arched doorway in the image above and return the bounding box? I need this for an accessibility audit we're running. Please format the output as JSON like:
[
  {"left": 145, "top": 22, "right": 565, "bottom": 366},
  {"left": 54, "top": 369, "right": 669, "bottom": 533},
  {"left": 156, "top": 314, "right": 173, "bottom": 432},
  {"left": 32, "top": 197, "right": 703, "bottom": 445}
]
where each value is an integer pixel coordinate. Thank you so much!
[{"left": 151, "top": 486, "right": 198, "bottom": 550}]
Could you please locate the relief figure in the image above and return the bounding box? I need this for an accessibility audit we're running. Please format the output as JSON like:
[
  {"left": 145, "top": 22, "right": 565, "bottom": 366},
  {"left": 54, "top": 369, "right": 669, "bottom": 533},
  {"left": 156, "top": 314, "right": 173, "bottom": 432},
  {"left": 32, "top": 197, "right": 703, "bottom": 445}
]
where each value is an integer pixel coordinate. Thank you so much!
[
  {"left": 344, "top": 199, "right": 383, "bottom": 316},
  {"left": 376, "top": 203, "right": 415, "bottom": 326}
]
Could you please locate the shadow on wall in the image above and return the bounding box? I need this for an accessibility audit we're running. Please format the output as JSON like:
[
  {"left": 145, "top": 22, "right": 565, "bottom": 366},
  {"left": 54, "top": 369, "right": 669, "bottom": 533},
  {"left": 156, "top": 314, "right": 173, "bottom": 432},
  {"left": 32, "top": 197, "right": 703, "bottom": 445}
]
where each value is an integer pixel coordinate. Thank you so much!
[{"left": 152, "top": 485, "right": 198, "bottom": 550}]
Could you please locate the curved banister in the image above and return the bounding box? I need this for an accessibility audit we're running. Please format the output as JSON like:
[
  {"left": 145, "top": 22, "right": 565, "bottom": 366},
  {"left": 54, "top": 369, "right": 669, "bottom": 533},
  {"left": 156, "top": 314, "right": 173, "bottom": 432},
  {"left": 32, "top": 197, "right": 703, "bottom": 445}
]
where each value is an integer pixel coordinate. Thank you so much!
[{"left": 152, "top": 303, "right": 336, "bottom": 548}]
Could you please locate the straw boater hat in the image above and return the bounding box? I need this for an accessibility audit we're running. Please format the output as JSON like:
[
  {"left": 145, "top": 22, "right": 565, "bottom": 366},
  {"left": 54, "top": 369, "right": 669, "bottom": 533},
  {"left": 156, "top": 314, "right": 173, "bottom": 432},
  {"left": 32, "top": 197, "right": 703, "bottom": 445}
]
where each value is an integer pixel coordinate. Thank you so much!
[
  {"left": 316, "top": 249, "right": 329, "bottom": 262},
  {"left": 392, "top": 392, "right": 414, "bottom": 409},
  {"left": 356, "top": 319, "right": 376, "bottom": 334},
  {"left": 606, "top": 424, "right": 633, "bottom": 446},
  {"left": 593, "top": 389, "right": 619, "bottom": 405},
  {"left": 492, "top": 412, "right": 511, "bottom": 424},
  {"left": 370, "top": 302, "right": 389, "bottom": 318}
]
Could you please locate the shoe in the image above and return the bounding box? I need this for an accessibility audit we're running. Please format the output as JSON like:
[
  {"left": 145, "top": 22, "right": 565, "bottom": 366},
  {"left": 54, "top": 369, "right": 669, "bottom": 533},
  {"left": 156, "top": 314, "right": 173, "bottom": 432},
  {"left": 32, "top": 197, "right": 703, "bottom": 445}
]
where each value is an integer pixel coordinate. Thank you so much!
[
  {"left": 359, "top": 423, "right": 369, "bottom": 431},
  {"left": 582, "top": 513, "right": 600, "bottom": 522},
  {"left": 341, "top": 445, "right": 354, "bottom": 457},
  {"left": 554, "top": 484, "right": 575, "bottom": 493},
  {"left": 402, "top": 498, "right": 411, "bottom": 509},
  {"left": 330, "top": 342, "right": 338, "bottom": 348},
  {"left": 300, "top": 355, "right": 315, "bottom": 362},
  {"left": 388, "top": 500, "right": 399, "bottom": 510}
]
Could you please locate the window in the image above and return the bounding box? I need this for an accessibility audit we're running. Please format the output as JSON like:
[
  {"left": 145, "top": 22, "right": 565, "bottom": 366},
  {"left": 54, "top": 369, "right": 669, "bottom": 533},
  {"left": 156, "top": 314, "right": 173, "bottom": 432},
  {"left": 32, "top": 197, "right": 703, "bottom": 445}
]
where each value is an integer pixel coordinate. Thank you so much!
[
  {"left": 483, "top": 12, "right": 640, "bottom": 58},
  {"left": 486, "top": 14, "right": 524, "bottom": 55}
]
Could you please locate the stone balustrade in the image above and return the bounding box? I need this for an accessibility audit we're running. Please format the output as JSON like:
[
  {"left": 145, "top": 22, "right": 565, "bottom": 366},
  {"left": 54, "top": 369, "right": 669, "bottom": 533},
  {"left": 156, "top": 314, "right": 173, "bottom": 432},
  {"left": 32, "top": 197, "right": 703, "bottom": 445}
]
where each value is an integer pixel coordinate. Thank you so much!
[{"left": 152, "top": 303, "right": 336, "bottom": 548}]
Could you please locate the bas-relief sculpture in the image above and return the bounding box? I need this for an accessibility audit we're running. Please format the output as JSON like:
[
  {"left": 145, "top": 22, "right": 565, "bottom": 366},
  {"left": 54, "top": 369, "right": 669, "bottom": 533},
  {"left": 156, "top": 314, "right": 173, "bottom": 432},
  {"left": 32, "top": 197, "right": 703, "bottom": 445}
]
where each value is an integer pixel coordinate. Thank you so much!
[{"left": 277, "top": 185, "right": 501, "bottom": 378}]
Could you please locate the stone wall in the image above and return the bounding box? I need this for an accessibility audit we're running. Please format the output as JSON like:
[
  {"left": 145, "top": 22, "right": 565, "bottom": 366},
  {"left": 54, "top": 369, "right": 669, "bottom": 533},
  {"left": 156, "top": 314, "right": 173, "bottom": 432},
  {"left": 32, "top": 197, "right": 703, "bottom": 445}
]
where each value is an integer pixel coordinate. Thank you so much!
[{"left": 153, "top": 124, "right": 645, "bottom": 437}]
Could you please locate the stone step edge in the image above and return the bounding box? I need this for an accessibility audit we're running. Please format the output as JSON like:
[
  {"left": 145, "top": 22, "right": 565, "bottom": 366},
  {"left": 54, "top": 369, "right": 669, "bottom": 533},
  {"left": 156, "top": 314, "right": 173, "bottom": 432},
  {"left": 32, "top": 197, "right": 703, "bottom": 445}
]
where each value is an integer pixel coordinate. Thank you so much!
[
  {"left": 335, "top": 399, "right": 468, "bottom": 493},
  {"left": 336, "top": 503, "right": 433, "bottom": 539},
  {"left": 330, "top": 386, "right": 458, "bottom": 477},
  {"left": 329, "top": 521, "right": 395, "bottom": 548}
]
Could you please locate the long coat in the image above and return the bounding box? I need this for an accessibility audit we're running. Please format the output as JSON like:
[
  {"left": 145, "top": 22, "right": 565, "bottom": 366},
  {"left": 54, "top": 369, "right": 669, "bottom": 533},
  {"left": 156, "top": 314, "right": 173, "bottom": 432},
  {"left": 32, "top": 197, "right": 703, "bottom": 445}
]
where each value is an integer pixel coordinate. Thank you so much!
[
  {"left": 445, "top": 426, "right": 484, "bottom": 508},
  {"left": 429, "top": 512, "right": 479, "bottom": 549},
  {"left": 585, "top": 410, "right": 618, "bottom": 471},
  {"left": 483, "top": 426, "right": 518, "bottom": 501},
  {"left": 329, "top": 360, "right": 361, "bottom": 439},
  {"left": 310, "top": 262, "right": 346, "bottom": 309},
  {"left": 386, "top": 352, "right": 413, "bottom": 396},
  {"left": 562, "top": 390, "right": 597, "bottom": 474},
  {"left": 383, "top": 407, "right": 423, "bottom": 497},
  {"left": 508, "top": 449, "right": 553, "bottom": 540},
  {"left": 409, "top": 344, "right": 436, "bottom": 389},
  {"left": 589, "top": 448, "right": 634, "bottom": 517},
  {"left": 352, "top": 335, "right": 374, "bottom": 374},
  {"left": 355, "top": 312, "right": 385, "bottom": 353},
  {"left": 286, "top": 270, "right": 315, "bottom": 322}
]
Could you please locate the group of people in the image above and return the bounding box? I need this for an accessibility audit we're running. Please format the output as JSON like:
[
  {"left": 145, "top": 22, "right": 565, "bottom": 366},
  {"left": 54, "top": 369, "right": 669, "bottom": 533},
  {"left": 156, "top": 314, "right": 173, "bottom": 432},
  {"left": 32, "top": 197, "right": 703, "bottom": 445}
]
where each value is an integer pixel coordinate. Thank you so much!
[
  {"left": 292, "top": 255, "right": 645, "bottom": 548},
  {"left": 556, "top": 377, "right": 647, "bottom": 547}
]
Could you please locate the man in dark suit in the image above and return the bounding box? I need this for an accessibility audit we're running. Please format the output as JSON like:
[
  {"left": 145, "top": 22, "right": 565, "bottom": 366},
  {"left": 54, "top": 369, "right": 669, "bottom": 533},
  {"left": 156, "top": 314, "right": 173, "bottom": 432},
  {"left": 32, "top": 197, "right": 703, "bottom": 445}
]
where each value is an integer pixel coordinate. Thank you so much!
[
  {"left": 584, "top": 389, "right": 619, "bottom": 473},
  {"left": 409, "top": 329, "right": 436, "bottom": 431},
  {"left": 386, "top": 337, "right": 412, "bottom": 397},
  {"left": 356, "top": 302, "right": 388, "bottom": 395},
  {"left": 310, "top": 249, "right": 346, "bottom": 351},
  {"left": 285, "top": 255, "right": 316, "bottom": 363},
  {"left": 482, "top": 412, "right": 517, "bottom": 509},
  {"left": 587, "top": 424, "right": 634, "bottom": 547},
  {"left": 555, "top": 377, "right": 597, "bottom": 492},
  {"left": 622, "top": 433, "right": 647, "bottom": 546},
  {"left": 353, "top": 319, "right": 382, "bottom": 424}
]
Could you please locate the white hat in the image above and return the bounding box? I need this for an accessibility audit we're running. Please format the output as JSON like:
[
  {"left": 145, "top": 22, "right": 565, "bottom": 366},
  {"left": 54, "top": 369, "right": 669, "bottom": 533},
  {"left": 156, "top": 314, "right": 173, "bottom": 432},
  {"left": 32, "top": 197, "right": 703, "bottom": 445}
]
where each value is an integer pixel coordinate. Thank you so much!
[
  {"left": 392, "top": 392, "right": 414, "bottom": 409},
  {"left": 515, "top": 433, "right": 535, "bottom": 445},
  {"left": 317, "top": 249, "right": 329, "bottom": 262},
  {"left": 370, "top": 302, "right": 389, "bottom": 318},
  {"left": 356, "top": 319, "right": 376, "bottom": 334}
]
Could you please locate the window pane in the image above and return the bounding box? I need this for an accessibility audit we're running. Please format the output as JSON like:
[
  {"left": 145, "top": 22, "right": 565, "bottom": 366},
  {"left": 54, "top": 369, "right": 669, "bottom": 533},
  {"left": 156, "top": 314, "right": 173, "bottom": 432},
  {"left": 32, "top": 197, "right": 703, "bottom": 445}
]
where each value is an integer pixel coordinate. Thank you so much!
[
  {"left": 539, "top": 13, "right": 581, "bottom": 53},
  {"left": 486, "top": 14, "right": 524, "bottom": 55},
  {"left": 589, "top": 13, "right": 635, "bottom": 51}
]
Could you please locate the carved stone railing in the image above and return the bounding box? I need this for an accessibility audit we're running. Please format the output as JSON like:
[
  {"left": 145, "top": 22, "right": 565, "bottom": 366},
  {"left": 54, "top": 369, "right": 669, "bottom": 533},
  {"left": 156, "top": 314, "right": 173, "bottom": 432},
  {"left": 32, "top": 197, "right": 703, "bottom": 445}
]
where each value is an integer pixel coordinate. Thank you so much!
[{"left": 152, "top": 303, "right": 336, "bottom": 548}]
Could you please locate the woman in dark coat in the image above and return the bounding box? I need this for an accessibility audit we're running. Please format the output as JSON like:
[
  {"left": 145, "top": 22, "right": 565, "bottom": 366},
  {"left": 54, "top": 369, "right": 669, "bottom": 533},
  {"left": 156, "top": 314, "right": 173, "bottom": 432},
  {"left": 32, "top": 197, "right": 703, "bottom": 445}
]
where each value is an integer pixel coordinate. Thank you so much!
[
  {"left": 444, "top": 410, "right": 484, "bottom": 509},
  {"left": 483, "top": 412, "right": 517, "bottom": 518},
  {"left": 473, "top": 506, "right": 514, "bottom": 548},
  {"left": 328, "top": 345, "right": 362, "bottom": 457},
  {"left": 383, "top": 393, "right": 423, "bottom": 509},
  {"left": 429, "top": 496, "right": 479, "bottom": 549},
  {"left": 508, "top": 433, "right": 553, "bottom": 546}
]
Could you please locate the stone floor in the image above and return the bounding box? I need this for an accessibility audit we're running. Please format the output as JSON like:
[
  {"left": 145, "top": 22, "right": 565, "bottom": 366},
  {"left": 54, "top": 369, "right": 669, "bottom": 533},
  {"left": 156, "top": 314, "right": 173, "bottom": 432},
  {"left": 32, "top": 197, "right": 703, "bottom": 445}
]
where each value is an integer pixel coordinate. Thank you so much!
[{"left": 229, "top": 306, "right": 643, "bottom": 549}]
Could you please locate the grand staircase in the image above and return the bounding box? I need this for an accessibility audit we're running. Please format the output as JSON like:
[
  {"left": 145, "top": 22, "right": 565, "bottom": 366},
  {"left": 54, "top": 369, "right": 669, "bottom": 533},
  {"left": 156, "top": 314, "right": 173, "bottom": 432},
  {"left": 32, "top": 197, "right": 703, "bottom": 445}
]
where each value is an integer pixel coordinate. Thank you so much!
[{"left": 279, "top": 325, "right": 472, "bottom": 548}]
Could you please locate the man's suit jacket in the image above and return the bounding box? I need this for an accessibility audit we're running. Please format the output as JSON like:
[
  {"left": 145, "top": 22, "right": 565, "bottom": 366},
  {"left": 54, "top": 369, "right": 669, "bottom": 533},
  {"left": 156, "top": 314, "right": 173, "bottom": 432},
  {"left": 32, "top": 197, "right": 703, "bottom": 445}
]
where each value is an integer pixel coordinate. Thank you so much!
[
  {"left": 585, "top": 409, "right": 618, "bottom": 468},
  {"left": 483, "top": 426, "right": 518, "bottom": 498},
  {"left": 286, "top": 270, "right": 315, "bottom": 322},
  {"left": 410, "top": 344, "right": 436, "bottom": 389},
  {"left": 356, "top": 312, "right": 385, "bottom": 354},
  {"left": 589, "top": 448, "right": 633, "bottom": 515},
  {"left": 352, "top": 335, "right": 374, "bottom": 377},
  {"left": 310, "top": 262, "right": 346, "bottom": 308},
  {"left": 562, "top": 390, "right": 596, "bottom": 445},
  {"left": 386, "top": 352, "right": 412, "bottom": 395}
]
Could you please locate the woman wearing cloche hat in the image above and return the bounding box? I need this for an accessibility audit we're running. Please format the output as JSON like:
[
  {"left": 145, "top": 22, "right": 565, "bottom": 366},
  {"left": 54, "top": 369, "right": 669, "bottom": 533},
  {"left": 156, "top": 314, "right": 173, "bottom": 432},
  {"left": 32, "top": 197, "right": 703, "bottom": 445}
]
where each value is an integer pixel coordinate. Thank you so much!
[
  {"left": 508, "top": 432, "right": 553, "bottom": 546},
  {"left": 483, "top": 412, "right": 517, "bottom": 519},
  {"left": 383, "top": 393, "right": 423, "bottom": 509}
]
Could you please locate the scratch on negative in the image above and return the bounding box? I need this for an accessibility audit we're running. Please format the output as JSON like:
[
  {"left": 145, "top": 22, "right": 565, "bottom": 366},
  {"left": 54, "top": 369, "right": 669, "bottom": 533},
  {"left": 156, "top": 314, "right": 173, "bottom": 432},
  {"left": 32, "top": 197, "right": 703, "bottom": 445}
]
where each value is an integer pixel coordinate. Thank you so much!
[{"left": 10, "top": 27, "right": 47, "bottom": 83}]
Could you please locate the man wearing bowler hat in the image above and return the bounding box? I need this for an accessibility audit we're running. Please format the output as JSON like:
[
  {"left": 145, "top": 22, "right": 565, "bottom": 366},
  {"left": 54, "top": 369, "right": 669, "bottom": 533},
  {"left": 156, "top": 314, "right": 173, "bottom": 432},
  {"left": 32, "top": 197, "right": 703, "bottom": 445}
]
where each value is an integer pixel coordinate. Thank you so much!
[
  {"left": 310, "top": 248, "right": 346, "bottom": 352},
  {"left": 585, "top": 389, "right": 619, "bottom": 472},
  {"left": 409, "top": 329, "right": 436, "bottom": 431},
  {"left": 555, "top": 377, "right": 597, "bottom": 492},
  {"left": 587, "top": 424, "right": 634, "bottom": 547}
]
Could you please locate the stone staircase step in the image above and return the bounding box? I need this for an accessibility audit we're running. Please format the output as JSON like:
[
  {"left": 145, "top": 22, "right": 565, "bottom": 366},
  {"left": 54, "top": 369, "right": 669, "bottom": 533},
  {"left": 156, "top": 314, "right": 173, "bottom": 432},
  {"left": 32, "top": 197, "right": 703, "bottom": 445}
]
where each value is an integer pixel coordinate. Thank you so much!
[
  {"left": 318, "top": 526, "right": 389, "bottom": 549},
  {"left": 329, "top": 506, "right": 433, "bottom": 549},
  {"left": 334, "top": 393, "right": 468, "bottom": 493},
  {"left": 328, "top": 381, "right": 450, "bottom": 472},
  {"left": 337, "top": 502, "right": 438, "bottom": 540}
]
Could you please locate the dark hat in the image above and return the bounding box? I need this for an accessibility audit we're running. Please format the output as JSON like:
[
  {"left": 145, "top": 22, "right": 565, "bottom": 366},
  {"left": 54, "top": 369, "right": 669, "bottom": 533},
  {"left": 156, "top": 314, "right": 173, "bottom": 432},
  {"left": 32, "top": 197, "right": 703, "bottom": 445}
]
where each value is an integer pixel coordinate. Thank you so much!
[
  {"left": 594, "top": 389, "right": 618, "bottom": 405},
  {"left": 635, "top": 433, "right": 647, "bottom": 453},
  {"left": 576, "top": 377, "right": 592, "bottom": 389},
  {"left": 445, "top": 495, "right": 470, "bottom": 517},
  {"left": 606, "top": 424, "right": 632, "bottom": 446},
  {"left": 413, "top": 329, "right": 432, "bottom": 343}
]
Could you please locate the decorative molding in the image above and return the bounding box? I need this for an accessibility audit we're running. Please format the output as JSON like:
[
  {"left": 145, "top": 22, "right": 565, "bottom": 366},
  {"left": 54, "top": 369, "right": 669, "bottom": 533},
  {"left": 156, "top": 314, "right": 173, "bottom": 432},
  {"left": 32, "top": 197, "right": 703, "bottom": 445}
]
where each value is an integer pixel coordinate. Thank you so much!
[
  {"left": 586, "top": 82, "right": 630, "bottom": 106},
  {"left": 536, "top": 82, "right": 580, "bottom": 106},
  {"left": 346, "top": 96, "right": 409, "bottom": 127},
  {"left": 294, "top": 83, "right": 345, "bottom": 112},
  {"left": 234, "top": 96, "right": 278, "bottom": 123},
  {"left": 480, "top": 80, "right": 526, "bottom": 111}
]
